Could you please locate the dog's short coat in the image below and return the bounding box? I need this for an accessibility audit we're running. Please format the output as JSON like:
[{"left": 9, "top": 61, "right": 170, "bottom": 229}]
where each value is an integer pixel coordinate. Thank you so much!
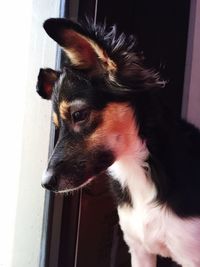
[{"left": 37, "top": 18, "right": 200, "bottom": 266}]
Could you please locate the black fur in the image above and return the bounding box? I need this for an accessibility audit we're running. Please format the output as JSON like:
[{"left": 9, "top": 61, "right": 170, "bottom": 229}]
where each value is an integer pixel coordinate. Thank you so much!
[
  {"left": 44, "top": 18, "right": 164, "bottom": 91},
  {"left": 39, "top": 19, "right": 200, "bottom": 218},
  {"left": 76, "top": 20, "right": 200, "bottom": 217},
  {"left": 109, "top": 179, "right": 133, "bottom": 207}
]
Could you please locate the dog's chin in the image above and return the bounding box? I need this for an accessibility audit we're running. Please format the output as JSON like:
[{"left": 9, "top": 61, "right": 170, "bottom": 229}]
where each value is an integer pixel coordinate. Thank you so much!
[{"left": 54, "top": 176, "right": 95, "bottom": 193}]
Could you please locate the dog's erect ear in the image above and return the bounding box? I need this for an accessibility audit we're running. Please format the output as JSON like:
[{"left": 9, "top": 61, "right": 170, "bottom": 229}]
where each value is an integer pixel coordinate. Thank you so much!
[
  {"left": 43, "top": 18, "right": 116, "bottom": 76},
  {"left": 37, "top": 68, "right": 61, "bottom": 100}
]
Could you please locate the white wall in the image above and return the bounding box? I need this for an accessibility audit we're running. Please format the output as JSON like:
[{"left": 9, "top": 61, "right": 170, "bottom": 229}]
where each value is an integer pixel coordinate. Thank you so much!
[{"left": 0, "top": 0, "right": 60, "bottom": 266}]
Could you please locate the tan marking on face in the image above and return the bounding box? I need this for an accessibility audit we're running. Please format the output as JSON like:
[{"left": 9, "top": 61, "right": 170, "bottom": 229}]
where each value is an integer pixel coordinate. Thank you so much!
[
  {"left": 87, "top": 103, "right": 138, "bottom": 157},
  {"left": 52, "top": 112, "right": 59, "bottom": 127},
  {"left": 59, "top": 100, "right": 69, "bottom": 120}
]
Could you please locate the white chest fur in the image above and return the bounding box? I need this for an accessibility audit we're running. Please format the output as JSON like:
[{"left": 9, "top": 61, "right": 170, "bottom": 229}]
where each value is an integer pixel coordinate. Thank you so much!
[
  {"left": 117, "top": 202, "right": 171, "bottom": 258},
  {"left": 108, "top": 140, "right": 200, "bottom": 267},
  {"left": 108, "top": 144, "right": 170, "bottom": 257}
]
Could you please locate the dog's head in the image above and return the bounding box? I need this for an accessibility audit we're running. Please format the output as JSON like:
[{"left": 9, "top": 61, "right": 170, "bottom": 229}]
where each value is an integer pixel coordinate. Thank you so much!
[{"left": 37, "top": 18, "right": 163, "bottom": 192}]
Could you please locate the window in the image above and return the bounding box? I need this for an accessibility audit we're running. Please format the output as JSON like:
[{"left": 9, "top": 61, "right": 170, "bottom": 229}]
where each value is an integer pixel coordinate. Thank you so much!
[{"left": 0, "top": 0, "right": 60, "bottom": 266}]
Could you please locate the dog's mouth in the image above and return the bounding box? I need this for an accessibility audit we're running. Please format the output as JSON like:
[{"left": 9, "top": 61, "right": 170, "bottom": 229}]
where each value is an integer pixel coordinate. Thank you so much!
[
  {"left": 54, "top": 175, "right": 95, "bottom": 193},
  {"left": 42, "top": 169, "right": 96, "bottom": 193}
]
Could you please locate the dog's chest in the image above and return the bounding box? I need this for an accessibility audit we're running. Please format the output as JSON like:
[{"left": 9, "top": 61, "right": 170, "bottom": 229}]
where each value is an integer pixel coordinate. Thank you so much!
[
  {"left": 108, "top": 155, "right": 170, "bottom": 257},
  {"left": 117, "top": 203, "right": 170, "bottom": 257}
]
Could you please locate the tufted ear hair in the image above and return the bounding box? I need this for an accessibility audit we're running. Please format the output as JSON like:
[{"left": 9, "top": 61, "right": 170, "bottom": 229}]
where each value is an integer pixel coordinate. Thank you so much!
[
  {"left": 43, "top": 18, "right": 117, "bottom": 76},
  {"left": 36, "top": 68, "right": 61, "bottom": 99}
]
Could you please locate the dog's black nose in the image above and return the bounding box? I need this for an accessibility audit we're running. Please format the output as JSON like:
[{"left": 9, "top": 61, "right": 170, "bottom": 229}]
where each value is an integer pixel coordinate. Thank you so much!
[{"left": 42, "top": 169, "right": 57, "bottom": 191}]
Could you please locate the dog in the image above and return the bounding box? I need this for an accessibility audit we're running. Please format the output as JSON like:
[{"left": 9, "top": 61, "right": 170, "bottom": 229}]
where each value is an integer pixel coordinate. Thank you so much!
[{"left": 37, "top": 18, "right": 200, "bottom": 266}]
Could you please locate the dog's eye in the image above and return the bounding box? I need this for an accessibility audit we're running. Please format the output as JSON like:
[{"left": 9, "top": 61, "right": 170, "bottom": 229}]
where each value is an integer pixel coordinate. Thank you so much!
[{"left": 71, "top": 108, "right": 90, "bottom": 123}]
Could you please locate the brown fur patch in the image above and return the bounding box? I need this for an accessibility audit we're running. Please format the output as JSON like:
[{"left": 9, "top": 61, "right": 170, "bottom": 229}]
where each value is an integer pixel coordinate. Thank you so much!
[
  {"left": 53, "top": 112, "right": 59, "bottom": 127},
  {"left": 59, "top": 100, "right": 69, "bottom": 120},
  {"left": 86, "top": 103, "right": 138, "bottom": 156}
]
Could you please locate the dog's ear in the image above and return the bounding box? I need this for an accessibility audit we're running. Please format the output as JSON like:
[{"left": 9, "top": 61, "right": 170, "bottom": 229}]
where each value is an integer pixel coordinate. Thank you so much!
[
  {"left": 43, "top": 18, "right": 116, "bottom": 76},
  {"left": 36, "top": 68, "right": 61, "bottom": 99}
]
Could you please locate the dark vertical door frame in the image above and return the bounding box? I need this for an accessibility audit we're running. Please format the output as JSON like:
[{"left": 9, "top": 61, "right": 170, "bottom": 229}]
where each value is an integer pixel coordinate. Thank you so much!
[{"left": 39, "top": 1, "right": 66, "bottom": 267}]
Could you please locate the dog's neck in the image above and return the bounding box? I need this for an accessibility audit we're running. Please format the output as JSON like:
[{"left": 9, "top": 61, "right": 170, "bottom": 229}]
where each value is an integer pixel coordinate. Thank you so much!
[{"left": 108, "top": 138, "right": 156, "bottom": 206}]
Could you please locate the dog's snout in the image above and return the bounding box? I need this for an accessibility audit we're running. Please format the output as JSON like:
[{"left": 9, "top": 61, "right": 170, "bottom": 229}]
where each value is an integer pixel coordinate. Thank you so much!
[{"left": 42, "top": 169, "right": 57, "bottom": 191}]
